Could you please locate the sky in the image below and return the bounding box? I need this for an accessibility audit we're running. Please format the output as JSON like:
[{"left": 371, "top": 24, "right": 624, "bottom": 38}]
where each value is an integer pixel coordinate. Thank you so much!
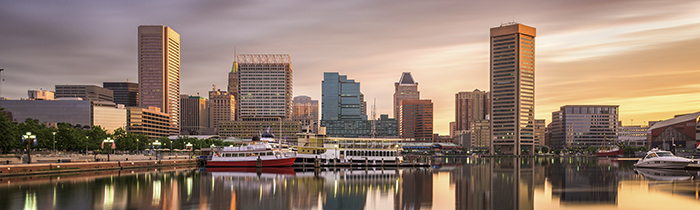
[{"left": 1, "top": 0, "right": 699, "bottom": 135}]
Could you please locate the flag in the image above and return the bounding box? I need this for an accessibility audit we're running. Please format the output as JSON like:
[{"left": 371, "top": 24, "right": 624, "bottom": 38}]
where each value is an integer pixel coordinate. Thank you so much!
[
  {"left": 101, "top": 141, "right": 104, "bottom": 149},
  {"left": 33, "top": 139, "right": 37, "bottom": 146},
  {"left": 111, "top": 142, "right": 116, "bottom": 149}
]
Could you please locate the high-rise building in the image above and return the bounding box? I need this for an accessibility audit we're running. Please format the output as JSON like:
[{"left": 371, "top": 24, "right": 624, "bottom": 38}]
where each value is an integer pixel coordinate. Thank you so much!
[
  {"left": 138, "top": 25, "right": 180, "bottom": 134},
  {"left": 550, "top": 105, "right": 619, "bottom": 150},
  {"left": 180, "top": 95, "right": 208, "bottom": 135},
  {"left": 489, "top": 23, "right": 536, "bottom": 155},
  {"left": 292, "top": 95, "right": 319, "bottom": 133},
  {"left": 127, "top": 106, "right": 171, "bottom": 138},
  {"left": 233, "top": 54, "right": 292, "bottom": 120},
  {"left": 534, "top": 119, "right": 545, "bottom": 147},
  {"left": 455, "top": 90, "right": 489, "bottom": 132},
  {"left": 228, "top": 60, "right": 239, "bottom": 115},
  {"left": 321, "top": 72, "right": 369, "bottom": 137},
  {"left": 399, "top": 99, "right": 433, "bottom": 141},
  {"left": 471, "top": 120, "right": 491, "bottom": 149},
  {"left": 55, "top": 85, "right": 114, "bottom": 102},
  {"left": 104, "top": 82, "right": 139, "bottom": 107},
  {"left": 209, "top": 89, "right": 234, "bottom": 132},
  {"left": 394, "top": 72, "right": 420, "bottom": 123}
]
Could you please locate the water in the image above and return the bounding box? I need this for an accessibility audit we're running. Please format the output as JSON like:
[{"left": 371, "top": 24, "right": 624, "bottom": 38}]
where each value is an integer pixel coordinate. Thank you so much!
[{"left": 1, "top": 157, "right": 699, "bottom": 210}]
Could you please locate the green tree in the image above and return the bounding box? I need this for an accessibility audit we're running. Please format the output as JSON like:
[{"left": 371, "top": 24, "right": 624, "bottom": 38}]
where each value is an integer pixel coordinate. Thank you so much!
[{"left": 0, "top": 109, "right": 19, "bottom": 153}]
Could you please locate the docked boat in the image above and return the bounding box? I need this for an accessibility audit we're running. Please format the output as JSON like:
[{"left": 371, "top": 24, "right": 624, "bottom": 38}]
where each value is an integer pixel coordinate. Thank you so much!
[
  {"left": 633, "top": 148, "right": 693, "bottom": 169},
  {"left": 294, "top": 132, "right": 403, "bottom": 164},
  {"left": 207, "top": 140, "right": 296, "bottom": 167},
  {"left": 596, "top": 146, "right": 623, "bottom": 157}
]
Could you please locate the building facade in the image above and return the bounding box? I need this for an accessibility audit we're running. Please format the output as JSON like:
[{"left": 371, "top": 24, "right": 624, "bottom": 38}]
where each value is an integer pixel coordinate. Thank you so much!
[
  {"left": 321, "top": 72, "right": 370, "bottom": 137},
  {"left": 534, "top": 119, "right": 545, "bottom": 147},
  {"left": 393, "top": 72, "right": 419, "bottom": 120},
  {"left": 208, "top": 89, "right": 234, "bottom": 132},
  {"left": 127, "top": 106, "right": 171, "bottom": 138},
  {"left": 55, "top": 85, "right": 114, "bottom": 102},
  {"left": 292, "top": 95, "right": 319, "bottom": 133},
  {"left": 0, "top": 99, "right": 126, "bottom": 132},
  {"left": 138, "top": 25, "right": 180, "bottom": 134},
  {"left": 550, "top": 105, "right": 619, "bottom": 150},
  {"left": 103, "top": 82, "right": 139, "bottom": 107},
  {"left": 217, "top": 119, "right": 301, "bottom": 140},
  {"left": 455, "top": 90, "right": 489, "bottom": 132},
  {"left": 180, "top": 95, "right": 208, "bottom": 135},
  {"left": 471, "top": 120, "right": 491, "bottom": 149},
  {"left": 399, "top": 99, "right": 433, "bottom": 141},
  {"left": 489, "top": 23, "right": 536, "bottom": 155},
  {"left": 233, "top": 54, "right": 292, "bottom": 120},
  {"left": 647, "top": 112, "right": 699, "bottom": 150},
  {"left": 618, "top": 125, "right": 649, "bottom": 147},
  {"left": 27, "top": 90, "right": 54, "bottom": 100}
]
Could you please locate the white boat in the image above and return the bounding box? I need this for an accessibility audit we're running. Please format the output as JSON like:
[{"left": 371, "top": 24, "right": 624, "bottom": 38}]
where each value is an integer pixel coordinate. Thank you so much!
[
  {"left": 294, "top": 133, "right": 403, "bottom": 164},
  {"left": 207, "top": 140, "right": 296, "bottom": 167},
  {"left": 634, "top": 168, "right": 693, "bottom": 181},
  {"left": 633, "top": 149, "right": 693, "bottom": 169}
]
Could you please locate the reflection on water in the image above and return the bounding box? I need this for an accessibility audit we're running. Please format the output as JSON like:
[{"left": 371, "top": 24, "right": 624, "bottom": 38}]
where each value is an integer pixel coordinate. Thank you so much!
[{"left": 0, "top": 157, "right": 699, "bottom": 209}]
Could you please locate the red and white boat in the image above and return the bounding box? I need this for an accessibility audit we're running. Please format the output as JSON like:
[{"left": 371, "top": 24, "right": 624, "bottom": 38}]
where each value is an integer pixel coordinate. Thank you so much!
[
  {"left": 596, "top": 146, "right": 623, "bottom": 157},
  {"left": 207, "top": 140, "right": 296, "bottom": 167}
]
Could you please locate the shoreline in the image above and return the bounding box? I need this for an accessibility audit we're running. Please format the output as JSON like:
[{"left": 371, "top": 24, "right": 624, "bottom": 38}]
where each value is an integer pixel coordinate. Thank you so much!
[{"left": 0, "top": 159, "right": 197, "bottom": 178}]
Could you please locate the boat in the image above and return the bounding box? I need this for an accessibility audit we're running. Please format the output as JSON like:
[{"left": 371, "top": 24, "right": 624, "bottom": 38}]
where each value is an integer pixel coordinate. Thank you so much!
[
  {"left": 294, "top": 131, "right": 403, "bottom": 164},
  {"left": 633, "top": 148, "right": 693, "bottom": 169},
  {"left": 207, "top": 140, "right": 296, "bottom": 167},
  {"left": 596, "top": 146, "right": 623, "bottom": 157}
]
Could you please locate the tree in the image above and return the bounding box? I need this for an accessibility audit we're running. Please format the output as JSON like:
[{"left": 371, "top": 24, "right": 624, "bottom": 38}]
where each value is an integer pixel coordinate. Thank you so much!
[{"left": 0, "top": 109, "right": 18, "bottom": 153}]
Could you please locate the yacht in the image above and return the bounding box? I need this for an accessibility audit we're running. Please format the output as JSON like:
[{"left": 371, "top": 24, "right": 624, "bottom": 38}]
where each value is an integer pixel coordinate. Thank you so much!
[{"left": 633, "top": 148, "right": 693, "bottom": 169}]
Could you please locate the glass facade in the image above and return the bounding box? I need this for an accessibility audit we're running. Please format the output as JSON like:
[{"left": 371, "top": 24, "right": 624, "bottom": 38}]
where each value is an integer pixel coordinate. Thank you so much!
[{"left": 550, "top": 105, "right": 619, "bottom": 149}]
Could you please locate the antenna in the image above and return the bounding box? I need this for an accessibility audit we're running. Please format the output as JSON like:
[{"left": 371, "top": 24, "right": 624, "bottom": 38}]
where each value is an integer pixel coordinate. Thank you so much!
[
  {"left": 371, "top": 98, "right": 376, "bottom": 138},
  {"left": 234, "top": 46, "right": 237, "bottom": 62},
  {"left": 0, "top": 69, "right": 4, "bottom": 97}
]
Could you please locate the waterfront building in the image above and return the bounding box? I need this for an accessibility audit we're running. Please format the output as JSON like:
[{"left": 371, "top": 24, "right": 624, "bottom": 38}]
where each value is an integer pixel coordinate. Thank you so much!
[
  {"left": 321, "top": 72, "right": 368, "bottom": 137},
  {"left": 471, "top": 120, "right": 491, "bottom": 149},
  {"left": 180, "top": 95, "right": 208, "bottom": 135},
  {"left": 292, "top": 95, "right": 319, "bottom": 133},
  {"left": 399, "top": 99, "right": 433, "bottom": 141},
  {"left": 489, "top": 23, "right": 536, "bottom": 155},
  {"left": 375, "top": 114, "right": 399, "bottom": 138},
  {"left": 455, "top": 90, "right": 489, "bottom": 132},
  {"left": 27, "top": 90, "right": 54, "bottom": 100},
  {"left": 0, "top": 98, "right": 126, "bottom": 132},
  {"left": 137, "top": 25, "right": 180, "bottom": 134},
  {"left": 103, "top": 82, "right": 139, "bottom": 107},
  {"left": 550, "top": 105, "right": 619, "bottom": 150},
  {"left": 127, "top": 106, "right": 171, "bottom": 138},
  {"left": 647, "top": 111, "right": 700, "bottom": 150},
  {"left": 55, "top": 85, "right": 113, "bottom": 102},
  {"left": 534, "top": 119, "right": 545, "bottom": 147},
  {"left": 618, "top": 125, "right": 649, "bottom": 147},
  {"left": 209, "top": 89, "right": 234, "bottom": 132},
  {"left": 233, "top": 54, "right": 292, "bottom": 120},
  {"left": 393, "top": 72, "right": 419, "bottom": 120}
]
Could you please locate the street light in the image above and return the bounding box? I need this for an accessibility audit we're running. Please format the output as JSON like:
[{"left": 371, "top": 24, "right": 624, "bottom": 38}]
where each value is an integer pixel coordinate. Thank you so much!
[
  {"left": 21, "top": 132, "right": 36, "bottom": 164},
  {"left": 85, "top": 136, "right": 89, "bottom": 155},
  {"left": 186, "top": 142, "right": 193, "bottom": 157},
  {"left": 153, "top": 140, "right": 162, "bottom": 160},
  {"left": 103, "top": 137, "right": 114, "bottom": 161},
  {"left": 52, "top": 131, "right": 56, "bottom": 155}
]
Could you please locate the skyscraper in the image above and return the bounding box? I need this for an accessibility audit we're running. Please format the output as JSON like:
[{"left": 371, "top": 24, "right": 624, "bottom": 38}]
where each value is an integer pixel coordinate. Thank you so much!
[
  {"left": 180, "top": 95, "right": 208, "bottom": 135},
  {"left": 208, "top": 89, "right": 234, "bottom": 131},
  {"left": 320, "top": 72, "right": 371, "bottom": 137},
  {"left": 138, "top": 25, "right": 180, "bottom": 134},
  {"left": 399, "top": 99, "right": 433, "bottom": 141},
  {"left": 233, "top": 54, "right": 292, "bottom": 120},
  {"left": 104, "top": 82, "right": 139, "bottom": 107},
  {"left": 393, "top": 72, "right": 420, "bottom": 122},
  {"left": 489, "top": 23, "right": 536, "bottom": 155},
  {"left": 550, "top": 105, "right": 619, "bottom": 150},
  {"left": 455, "top": 90, "right": 489, "bottom": 132},
  {"left": 292, "top": 95, "right": 319, "bottom": 133}
]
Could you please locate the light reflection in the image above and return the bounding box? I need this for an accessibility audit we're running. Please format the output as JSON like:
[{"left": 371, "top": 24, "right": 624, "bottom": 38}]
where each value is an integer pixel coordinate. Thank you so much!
[
  {"left": 23, "top": 191, "right": 37, "bottom": 210},
  {"left": 103, "top": 184, "right": 114, "bottom": 210},
  {"left": 152, "top": 180, "right": 161, "bottom": 206}
]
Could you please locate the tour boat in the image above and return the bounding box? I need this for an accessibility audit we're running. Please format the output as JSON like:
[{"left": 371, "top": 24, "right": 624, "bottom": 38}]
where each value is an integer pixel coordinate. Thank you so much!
[
  {"left": 633, "top": 148, "right": 693, "bottom": 169},
  {"left": 294, "top": 132, "right": 403, "bottom": 164},
  {"left": 207, "top": 140, "right": 296, "bottom": 167},
  {"left": 596, "top": 146, "right": 624, "bottom": 157}
]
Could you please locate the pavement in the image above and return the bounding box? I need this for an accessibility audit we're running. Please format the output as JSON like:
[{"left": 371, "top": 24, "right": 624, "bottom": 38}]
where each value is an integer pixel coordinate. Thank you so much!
[{"left": 0, "top": 153, "right": 196, "bottom": 165}]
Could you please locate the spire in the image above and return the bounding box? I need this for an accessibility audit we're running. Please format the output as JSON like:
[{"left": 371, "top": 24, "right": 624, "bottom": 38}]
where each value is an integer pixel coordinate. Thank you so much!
[{"left": 398, "top": 72, "right": 416, "bottom": 85}]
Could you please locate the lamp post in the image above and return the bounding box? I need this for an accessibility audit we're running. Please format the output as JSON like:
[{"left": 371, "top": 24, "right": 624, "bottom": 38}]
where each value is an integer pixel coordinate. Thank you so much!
[
  {"left": 85, "top": 136, "right": 89, "bottom": 155},
  {"left": 103, "top": 137, "right": 114, "bottom": 161},
  {"left": 136, "top": 138, "right": 139, "bottom": 155},
  {"left": 153, "top": 140, "right": 161, "bottom": 160},
  {"left": 21, "top": 132, "right": 36, "bottom": 164},
  {"left": 52, "top": 132, "right": 56, "bottom": 155}
]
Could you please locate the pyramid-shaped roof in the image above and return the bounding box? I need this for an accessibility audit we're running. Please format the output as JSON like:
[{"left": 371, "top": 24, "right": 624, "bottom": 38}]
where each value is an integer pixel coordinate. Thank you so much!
[{"left": 398, "top": 72, "right": 416, "bottom": 85}]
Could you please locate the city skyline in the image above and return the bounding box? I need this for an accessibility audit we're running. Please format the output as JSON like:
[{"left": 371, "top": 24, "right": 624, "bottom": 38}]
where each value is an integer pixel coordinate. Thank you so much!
[{"left": 1, "top": 1, "right": 699, "bottom": 135}]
